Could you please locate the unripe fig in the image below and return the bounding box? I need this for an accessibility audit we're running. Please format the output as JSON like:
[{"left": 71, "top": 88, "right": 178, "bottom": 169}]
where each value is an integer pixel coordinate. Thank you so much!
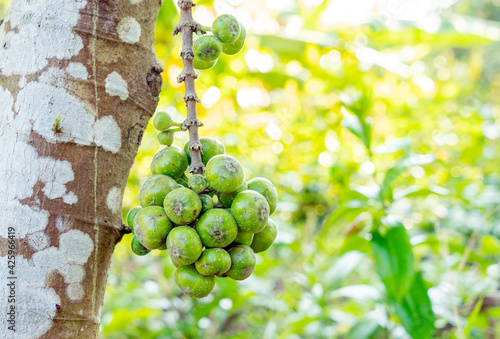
[
  {"left": 218, "top": 180, "right": 248, "bottom": 208},
  {"left": 131, "top": 235, "right": 151, "bottom": 256},
  {"left": 251, "top": 218, "right": 278, "bottom": 253},
  {"left": 196, "top": 209, "right": 238, "bottom": 248},
  {"left": 175, "top": 265, "right": 215, "bottom": 298},
  {"left": 222, "top": 24, "right": 246, "bottom": 55},
  {"left": 193, "top": 58, "right": 217, "bottom": 70},
  {"left": 167, "top": 226, "right": 203, "bottom": 266},
  {"left": 206, "top": 155, "right": 244, "bottom": 193},
  {"left": 231, "top": 190, "right": 270, "bottom": 233},
  {"left": 126, "top": 206, "right": 141, "bottom": 231},
  {"left": 133, "top": 206, "right": 173, "bottom": 250},
  {"left": 195, "top": 248, "right": 231, "bottom": 276},
  {"left": 193, "top": 35, "right": 222, "bottom": 62},
  {"left": 188, "top": 174, "right": 208, "bottom": 194},
  {"left": 153, "top": 112, "right": 173, "bottom": 131},
  {"left": 183, "top": 137, "right": 225, "bottom": 165},
  {"left": 138, "top": 174, "right": 178, "bottom": 207},
  {"left": 164, "top": 187, "right": 202, "bottom": 225},
  {"left": 199, "top": 194, "right": 214, "bottom": 213},
  {"left": 150, "top": 145, "right": 188, "bottom": 179},
  {"left": 157, "top": 130, "right": 175, "bottom": 146},
  {"left": 212, "top": 14, "right": 241, "bottom": 44},
  {"left": 226, "top": 245, "right": 256, "bottom": 280},
  {"left": 234, "top": 230, "right": 254, "bottom": 246},
  {"left": 247, "top": 177, "right": 278, "bottom": 215},
  {"left": 176, "top": 174, "right": 189, "bottom": 188}
]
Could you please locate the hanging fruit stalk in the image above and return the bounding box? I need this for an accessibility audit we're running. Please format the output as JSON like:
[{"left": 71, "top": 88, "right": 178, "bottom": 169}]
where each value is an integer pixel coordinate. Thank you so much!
[{"left": 173, "top": 0, "right": 204, "bottom": 174}]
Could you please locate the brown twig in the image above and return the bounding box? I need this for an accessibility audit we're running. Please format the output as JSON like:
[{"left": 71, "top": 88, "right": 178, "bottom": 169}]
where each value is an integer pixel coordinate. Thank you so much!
[
  {"left": 173, "top": 0, "right": 204, "bottom": 175},
  {"left": 121, "top": 224, "right": 132, "bottom": 235}
]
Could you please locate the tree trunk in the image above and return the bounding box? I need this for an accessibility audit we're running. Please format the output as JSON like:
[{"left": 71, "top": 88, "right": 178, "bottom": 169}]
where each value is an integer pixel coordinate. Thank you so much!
[{"left": 0, "top": 0, "right": 163, "bottom": 338}]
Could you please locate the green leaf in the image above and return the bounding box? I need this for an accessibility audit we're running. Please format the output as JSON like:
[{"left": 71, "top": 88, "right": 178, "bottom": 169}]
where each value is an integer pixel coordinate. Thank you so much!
[
  {"left": 391, "top": 273, "right": 435, "bottom": 339},
  {"left": 482, "top": 236, "right": 500, "bottom": 256},
  {"left": 322, "top": 200, "right": 369, "bottom": 231},
  {"left": 328, "top": 284, "right": 382, "bottom": 301},
  {"left": 350, "top": 184, "right": 381, "bottom": 200},
  {"left": 464, "top": 297, "right": 484, "bottom": 337},
  {"left": 379, "top": 154, "right": 436, "bottom": 201},
  {"left": 372, "top": 137, "right": 411, "bottom": 154},
  {"left": 393, "top": 185, "right": 449, "bottom": 200},
  {"left": 371, "top": 226, "right": 415, "bottom": 302},
  {"left": 323, "top": 251, "right": 366, "bottom": 289},
  {"left": 345, "top": 317, "right": 383, "bottom": 339},
  {"left": 341, "top": 106, "right": 372, "bottom": 151},
  {"left": 340, "top": 234, "right": 371, "bottom": 255}
]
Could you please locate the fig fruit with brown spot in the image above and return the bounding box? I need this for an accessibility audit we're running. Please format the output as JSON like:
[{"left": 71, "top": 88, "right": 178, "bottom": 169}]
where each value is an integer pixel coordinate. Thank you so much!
[
  {"left": 226, "top": 245, "right": 256, "bottom": 280},
  {"left": 164, "top": 187, "right": 202, "bottom": 225},
  {"left": 195, "top": 248, "right": 231, "bottom": 276},
  {"left": 206, "top": 154, "right": 244, "bottom": 193},
  {"left": 166, "top": 226, "right": 203, "bottom": 266},
  {"left": 231, "top": 190, "right": 270, "bottom": 233},
  {"left": 196, "top": 209, "right": 238, "bottom": 248},
  {"left": 247, "top": 177, "right": 278, "bottom": 215}
]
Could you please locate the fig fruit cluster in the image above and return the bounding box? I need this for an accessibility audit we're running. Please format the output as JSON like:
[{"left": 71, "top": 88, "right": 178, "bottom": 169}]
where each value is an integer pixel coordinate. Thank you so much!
[
  {"left": 126, "top": 112, "right": 278, "bottom": 298},
  {"left": 193, "top": 14, "right": 246, "bottom": 70}
]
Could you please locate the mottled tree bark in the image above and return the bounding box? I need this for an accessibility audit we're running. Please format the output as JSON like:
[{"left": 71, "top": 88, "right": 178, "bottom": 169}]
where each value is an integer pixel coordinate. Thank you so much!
[{"left": 0, "top": 0, "right": 163, "bottom": 338}]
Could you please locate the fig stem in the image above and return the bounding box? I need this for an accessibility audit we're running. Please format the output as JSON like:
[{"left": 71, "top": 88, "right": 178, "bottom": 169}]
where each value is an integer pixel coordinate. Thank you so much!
[
  {"left": 200, "top": 25, "right": 211, "bottom": 32},
  {"left": 174, "top": 0, "right": 205, "bottom": 175}
]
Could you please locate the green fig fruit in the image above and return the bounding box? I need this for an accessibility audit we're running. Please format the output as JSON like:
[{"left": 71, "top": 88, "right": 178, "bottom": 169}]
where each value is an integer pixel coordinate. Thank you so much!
[
  {"left": 206, "top": 154, "right": 244, "bottom": 193},
  {"left": 175, "top": 265, "right": 215, "bottom": 298},
  {"left": 164, "top": 187, "right": 202, "bottom": 225},
  {"left": 196, "top": 209, "right": 238, "bottom": 248},
  {"left": 247, "top": 177, "right": 278, "bottom": 215},
  {"left": 133, "top": 206, "right": 173, "bottom": 250},
  {"left": 250, "top": 218, "right": 278, "bottom": 253},
  {"left": 167, "top": 226, "right": 203, "bottom": 266},
  {"left": 231, "top": 190, "right": 270, "bottom": 233},
  {"left": 195, "top": 248, "right": 231, "bottom": 276},
  {"left": 138, "top": 174, "right": 178, "bottom": 207},
  {"left": 226, "top": 245, "right": 256, "bottom": 280}
]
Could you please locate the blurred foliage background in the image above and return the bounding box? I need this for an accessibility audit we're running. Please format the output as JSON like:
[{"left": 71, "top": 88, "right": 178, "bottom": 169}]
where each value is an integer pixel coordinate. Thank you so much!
[{"left": 3, "top": 0, "right": 500, "bottom": 337}]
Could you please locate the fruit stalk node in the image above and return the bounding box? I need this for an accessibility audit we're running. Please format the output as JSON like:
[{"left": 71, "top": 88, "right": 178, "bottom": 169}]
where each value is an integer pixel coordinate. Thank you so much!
[{"left": 177, "top": 70, "right": 198, "bottom": 83}]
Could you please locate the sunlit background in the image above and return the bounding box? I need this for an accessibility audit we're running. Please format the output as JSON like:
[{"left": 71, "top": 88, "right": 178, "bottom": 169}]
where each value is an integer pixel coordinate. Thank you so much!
[{"left": 2, "top": 0, "right": 500, "bottom": 337}]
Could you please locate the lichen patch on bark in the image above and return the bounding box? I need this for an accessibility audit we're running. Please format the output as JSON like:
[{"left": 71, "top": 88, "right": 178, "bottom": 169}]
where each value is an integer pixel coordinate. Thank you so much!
[
  {"left": 117, "top": 17, "right": 142, "bottom": 44},
  {"left": 106, "top": 186, "right": 123, "bottom": 214},
  {"left": 105, "top": 71, "right": 129, "bottom": 100},
  {"left": 0, "top": 0, "right": 87, "bottom": 76}
]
